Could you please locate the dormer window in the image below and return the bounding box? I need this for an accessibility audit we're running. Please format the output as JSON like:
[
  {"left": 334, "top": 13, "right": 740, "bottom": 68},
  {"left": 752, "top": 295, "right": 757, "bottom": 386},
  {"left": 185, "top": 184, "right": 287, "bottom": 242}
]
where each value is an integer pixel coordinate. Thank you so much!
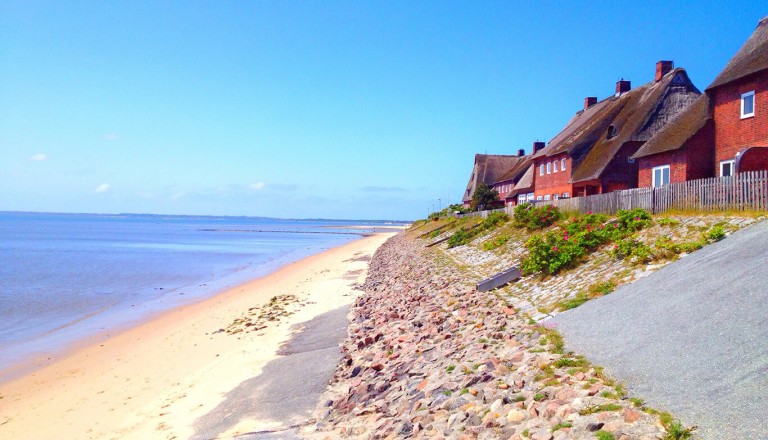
[
  {"left": 741, "top": 91, "right": 755, "bottom": 119},
  {"left": 607, "top": 125, "right": 618, "bottom": 139}
]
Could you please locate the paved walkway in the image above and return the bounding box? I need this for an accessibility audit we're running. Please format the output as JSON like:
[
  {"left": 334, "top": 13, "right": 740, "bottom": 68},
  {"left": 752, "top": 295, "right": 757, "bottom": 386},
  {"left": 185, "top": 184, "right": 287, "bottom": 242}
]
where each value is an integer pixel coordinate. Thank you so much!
[
  {"left": 551, "top": 220, "right": 768, "bottom": 439},
  {"left": 191, "top": 306, "right": 351, "bottom": 440}
]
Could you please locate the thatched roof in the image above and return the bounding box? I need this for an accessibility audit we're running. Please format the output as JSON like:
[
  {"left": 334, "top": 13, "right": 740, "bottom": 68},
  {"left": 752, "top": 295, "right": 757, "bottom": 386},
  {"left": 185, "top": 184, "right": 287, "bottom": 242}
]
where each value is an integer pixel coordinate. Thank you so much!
[
  {"left": 534, "top": 68, "right": 701, "bottom": 183},
  {"left": 462, "top": 154, "right": 527, "bottom": 203},
  {"left": 708, "top": 16, "right": 768, "bottom": 90},
  {"left": 495, "top": 156, "right": 533, "bottom": 183},
  {"left": 512, "top": 165, "right": 534, "bottom": 193},
  {"left": 632, "top": 94, "right": 712, "bottom": 159}
]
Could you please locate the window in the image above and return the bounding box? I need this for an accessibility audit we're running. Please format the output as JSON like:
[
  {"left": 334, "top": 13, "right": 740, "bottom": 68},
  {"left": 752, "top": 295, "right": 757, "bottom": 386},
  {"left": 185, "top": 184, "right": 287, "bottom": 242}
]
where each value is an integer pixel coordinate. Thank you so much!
[
  {"left": 527, "top": 193, "right": 534, "bottom": 202},
  {"left": 518, "top": 195, "right": 526, "bottom": 204},
  {"left": 741, "top": 91, "right": 755, "bottom": 118},
  {"left": 561, "top": 158, "right": 566, "bottom": 171},
  {"left": 652, "top": 165, "right": 670, "bottom": 188},
  {"left": 553, "top": 160, "right": 559, "bottom": 173},
  {"left": 553, "top": 194, "right": 559, "bottom": 200},
  {"left": 539, "top": 164, "right": 544, "bottom": 176},
  {"left": 536, "top": 196, "right": 543, "bottom": 201},
  {"left": 720, "top": 160, "right": 736, "bottom": 177},
  {"left": 607, "top": 125, "right": 618, "bottom": 139},
  {"left": 546, "top": 162, "right": 551, "bottom": 174},
  {"left": 562, "top": 192, "right": 569, "bottom": 198},
  {"left": 544, "top": 194, "right": 551, "bottom": 200}
]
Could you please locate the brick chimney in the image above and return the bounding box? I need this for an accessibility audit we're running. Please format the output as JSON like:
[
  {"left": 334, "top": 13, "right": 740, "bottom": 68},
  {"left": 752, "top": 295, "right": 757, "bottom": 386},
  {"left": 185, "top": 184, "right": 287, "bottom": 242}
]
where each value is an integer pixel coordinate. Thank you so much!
[
  {"left": 616, "top": 79, "right": 631, "bottom": 96},
  {"left": 517, "top": 148, "right": 525, "bottom": 157},
  {"left": 655, "top": 60, "right": 674, "bottom": 81},
  {"left": 584, "top": 97, "right": 597, "bottom": 109},
  {"left": 533, "top": 141, "right": 545, "bottom": 153}
]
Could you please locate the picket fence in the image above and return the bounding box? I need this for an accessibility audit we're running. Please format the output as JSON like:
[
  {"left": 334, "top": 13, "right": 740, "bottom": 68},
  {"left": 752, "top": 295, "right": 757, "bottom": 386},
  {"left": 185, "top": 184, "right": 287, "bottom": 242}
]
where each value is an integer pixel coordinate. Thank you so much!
[{"left": 462, "top": 170, "right": 768, "bottom": 218}]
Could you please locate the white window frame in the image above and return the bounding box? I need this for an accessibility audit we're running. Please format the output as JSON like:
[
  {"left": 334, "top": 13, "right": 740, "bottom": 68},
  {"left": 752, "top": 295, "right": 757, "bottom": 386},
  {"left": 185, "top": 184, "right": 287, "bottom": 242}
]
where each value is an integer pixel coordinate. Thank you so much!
[
  {"left": 741, "top": 91, "right": 755, "bottom": 119},
  {"left": 562, "top": 192, "right": 569, "bottom": 198},
  {"left": 544, "top": 194, "right": 551, "bottom": 201},
  {"left": 553, "top": 194, "right": 559, "bottom": 200},
  {"left": 546, "top": 162, "right": 551, "bottom": 174},
  {"left": 652, "top": 165, "right": 670, "bottom": 188},
  {"left": 553, "top": 160, "right": 558, "bottom": 173},
  {"left": 536, "top": 196, "right": 542, "bottom": 201},
  {"left": 561, "top": 158, "right": 566, "bottom": 171},
  {"left": 526, "top": 193, "right": 534, "bottom": 202},
  {"left": 720, "top": 159, "right": 736, "bottom": 177},
  {"left": 539, "top": 164, "right": 544, "bottom": 176}
]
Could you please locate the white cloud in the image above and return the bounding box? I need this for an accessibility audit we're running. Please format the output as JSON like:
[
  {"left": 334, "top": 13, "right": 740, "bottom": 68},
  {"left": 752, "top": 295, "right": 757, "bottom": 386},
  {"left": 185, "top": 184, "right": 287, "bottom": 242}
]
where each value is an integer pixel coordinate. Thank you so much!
[
  {"left": 95, "top": 183, "right": 110, "bottom": 193},
  {"left": 29, "top": 153, "right": 47, "bottom": 161},
  {"left": 249, "top": 182, "right": 266, "bottom": 190}
]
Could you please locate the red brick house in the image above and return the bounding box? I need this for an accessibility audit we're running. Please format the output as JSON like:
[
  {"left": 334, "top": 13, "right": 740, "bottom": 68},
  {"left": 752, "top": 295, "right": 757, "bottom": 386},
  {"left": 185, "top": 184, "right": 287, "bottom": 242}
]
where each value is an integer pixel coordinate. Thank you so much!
[
  {"left": 462, "top": 154, "right": 529, "bottom": 208},
  {"left": 492, "top": 146, "right": 535, "bottom": 207},
  {"left": 532, "top": 61, "right": 701, "bottom": 199},
  {"left": 632, "top": 95, "right": 714, "bottom": 187},
  {"left": 708, "top": 16, "right": 768, "bottom": 176},
  {"left": 633, "top": 17, "right": 768, "bottom": 186}
]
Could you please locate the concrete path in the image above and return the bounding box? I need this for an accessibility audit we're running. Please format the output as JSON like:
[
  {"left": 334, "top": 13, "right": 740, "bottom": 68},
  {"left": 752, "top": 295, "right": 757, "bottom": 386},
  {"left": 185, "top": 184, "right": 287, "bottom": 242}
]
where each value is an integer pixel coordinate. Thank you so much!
[
  {"left": 191, "top": 305, "right": 351, "bottom": 440},
  {"left": 550, "top": 220, "right": 768, "bottom": 439}
]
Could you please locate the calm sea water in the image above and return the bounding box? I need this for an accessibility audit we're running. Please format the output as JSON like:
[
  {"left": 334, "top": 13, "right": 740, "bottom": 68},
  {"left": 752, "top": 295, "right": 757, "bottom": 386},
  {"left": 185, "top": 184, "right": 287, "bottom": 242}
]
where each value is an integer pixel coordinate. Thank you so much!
[{"left": 0, "top": 211, "right": 400, "bottom": 380}]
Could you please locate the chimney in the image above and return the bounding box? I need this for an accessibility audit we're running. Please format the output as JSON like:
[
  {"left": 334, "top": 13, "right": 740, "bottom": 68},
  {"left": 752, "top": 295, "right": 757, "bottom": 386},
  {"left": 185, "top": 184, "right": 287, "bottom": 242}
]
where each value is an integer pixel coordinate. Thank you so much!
[
  {"left": 533, "top": 141, "right": 545, "bottom": 153},
  {"left": 584, "top": 97, "right": 597, "bottom": 109},
  {"left": 655, "top": 60, "right": 674, "bottom": 81},
  {"left": 517, "top": 148, "right": 525, "bottom": 157},
  {"left": 616, "top": 79, "right": 631, "bottom": 96}
]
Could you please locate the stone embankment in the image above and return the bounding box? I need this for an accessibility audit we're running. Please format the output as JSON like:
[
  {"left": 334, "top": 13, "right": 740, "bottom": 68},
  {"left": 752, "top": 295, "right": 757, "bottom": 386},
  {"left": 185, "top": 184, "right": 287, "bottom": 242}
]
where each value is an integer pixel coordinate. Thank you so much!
[{"left": 308, "top": 233, "right": 668, "bottom": 439}]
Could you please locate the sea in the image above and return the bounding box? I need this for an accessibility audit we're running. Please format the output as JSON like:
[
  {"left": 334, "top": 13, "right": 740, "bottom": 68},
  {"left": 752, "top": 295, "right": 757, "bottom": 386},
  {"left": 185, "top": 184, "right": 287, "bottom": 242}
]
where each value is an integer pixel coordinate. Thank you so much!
[{"left": 0, "top": 211, "right": 404, "bottom": 382}]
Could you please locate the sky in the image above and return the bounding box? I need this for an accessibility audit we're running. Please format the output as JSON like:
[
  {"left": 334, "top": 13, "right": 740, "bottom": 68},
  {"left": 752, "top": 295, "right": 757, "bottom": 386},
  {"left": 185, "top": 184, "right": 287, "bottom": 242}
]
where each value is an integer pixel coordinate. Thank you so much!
[{"left": 2, "top": 1, "right": 766, "bottom": 220}]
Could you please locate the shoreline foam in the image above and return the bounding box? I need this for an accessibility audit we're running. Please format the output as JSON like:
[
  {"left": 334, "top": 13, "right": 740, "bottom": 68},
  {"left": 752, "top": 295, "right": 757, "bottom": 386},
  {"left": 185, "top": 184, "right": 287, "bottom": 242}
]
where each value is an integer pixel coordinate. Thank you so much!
[{"left": 0, "top": 231, "right": 396, "bottom": 439}]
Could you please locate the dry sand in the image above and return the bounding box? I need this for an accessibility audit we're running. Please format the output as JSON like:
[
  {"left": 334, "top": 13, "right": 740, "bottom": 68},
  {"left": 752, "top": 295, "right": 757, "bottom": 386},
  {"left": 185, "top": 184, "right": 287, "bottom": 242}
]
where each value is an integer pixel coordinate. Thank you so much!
[{"left": 0, "top": 232, "right": 396, "bottom": 440}]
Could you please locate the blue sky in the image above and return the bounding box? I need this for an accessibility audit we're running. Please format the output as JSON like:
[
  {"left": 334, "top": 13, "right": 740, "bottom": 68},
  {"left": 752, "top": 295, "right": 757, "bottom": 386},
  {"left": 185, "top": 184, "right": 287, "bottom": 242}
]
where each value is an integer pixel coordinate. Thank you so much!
[{"left": 2, "top": 1, "right": 765, "bottom": 220}]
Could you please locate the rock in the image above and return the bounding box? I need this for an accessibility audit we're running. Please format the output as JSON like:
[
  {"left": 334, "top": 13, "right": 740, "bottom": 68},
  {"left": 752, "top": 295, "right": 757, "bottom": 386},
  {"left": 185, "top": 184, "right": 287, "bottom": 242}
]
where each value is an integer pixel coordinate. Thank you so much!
[
  {"left": 506, "top": 409, "right": 526, "bottom": 423},
  {"left": 623, "top": 408, "right": 641, "bottom": 423},
  {"left": 587, "top": 422, "right": 605, "bottom": 432},
  {"left": 531, "top": 428, "right": 553, "bottom": 440}
]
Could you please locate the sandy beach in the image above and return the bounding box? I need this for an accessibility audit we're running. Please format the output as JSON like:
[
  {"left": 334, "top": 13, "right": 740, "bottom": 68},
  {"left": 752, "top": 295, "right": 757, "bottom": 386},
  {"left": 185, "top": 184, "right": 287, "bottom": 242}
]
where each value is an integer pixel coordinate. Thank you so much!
[{"left": 0, "top": 231, "right": 396, "bottom": 440}]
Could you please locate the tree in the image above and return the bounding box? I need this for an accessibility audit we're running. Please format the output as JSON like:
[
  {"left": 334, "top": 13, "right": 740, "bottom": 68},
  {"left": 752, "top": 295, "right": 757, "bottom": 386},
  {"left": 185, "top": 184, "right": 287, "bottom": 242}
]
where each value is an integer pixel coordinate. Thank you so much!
[{"left": 471, "top": 183, "right": 501, "bottom": 210}]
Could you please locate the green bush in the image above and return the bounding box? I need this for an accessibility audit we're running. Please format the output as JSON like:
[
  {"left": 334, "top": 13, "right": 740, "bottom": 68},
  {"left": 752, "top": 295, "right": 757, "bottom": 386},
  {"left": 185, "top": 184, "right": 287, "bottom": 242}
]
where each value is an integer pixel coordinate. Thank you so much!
[
  {"left": 615, "top": 208, "right": 653, "bottom": 232},
  {"left": 483, "top": 234, "right": 509, "bottom": 251},
  {"left": 447, "top": 211, "right": 510, "bottom": 248},
  {"left": 513, "top": 203, "right": 561, "bottom": 230},
  {"left": 612, "top": 236, "right": 653, "bottom": 264},
  {"left": 704, "top": 224, "right": 726, "bottom": 242},
  {"left": 520, "top": 209, "right": 654, "bottom": 275}
]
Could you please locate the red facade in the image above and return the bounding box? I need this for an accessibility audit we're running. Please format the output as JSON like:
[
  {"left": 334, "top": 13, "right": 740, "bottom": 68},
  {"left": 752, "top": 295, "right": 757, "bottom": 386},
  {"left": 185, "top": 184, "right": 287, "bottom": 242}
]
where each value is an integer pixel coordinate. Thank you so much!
[
  {"left": 712, "top": 71, "right": 768, "bottom": 174},
  {"left": 533, "top": 153, "right": 572, "bottom": 199}
]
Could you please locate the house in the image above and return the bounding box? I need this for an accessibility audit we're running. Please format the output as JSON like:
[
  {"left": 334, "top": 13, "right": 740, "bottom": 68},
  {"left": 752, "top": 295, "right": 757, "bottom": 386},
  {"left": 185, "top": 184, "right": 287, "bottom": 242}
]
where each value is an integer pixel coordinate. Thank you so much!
[
  {"left": 631, "top": 95, "right": 714, "bottom": 187},
  {"left": 462, "top": 154, "right": 529, "bottom": 208},
  {"left": 708, "top": 16, "right": 768, "bottom": 176},
  {"left": 633, "top": 17, "right": 768, "bottom": 186},
  {"left": 492, "top": 146, "right": 535, "bottom": 207},
  {"left": 532, "top": 61, "right": 701, "bottom": 199}
]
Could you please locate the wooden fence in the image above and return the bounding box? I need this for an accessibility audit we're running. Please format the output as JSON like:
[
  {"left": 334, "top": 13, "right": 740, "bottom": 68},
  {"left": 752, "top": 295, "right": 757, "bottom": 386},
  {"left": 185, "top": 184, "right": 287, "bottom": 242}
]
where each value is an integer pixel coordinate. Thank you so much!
[
  {"left": 537, "top": 170, "right": 768, "bottom": 214},
  {"left": 461, "top": 171, "right": 768, "bottom": 218}
]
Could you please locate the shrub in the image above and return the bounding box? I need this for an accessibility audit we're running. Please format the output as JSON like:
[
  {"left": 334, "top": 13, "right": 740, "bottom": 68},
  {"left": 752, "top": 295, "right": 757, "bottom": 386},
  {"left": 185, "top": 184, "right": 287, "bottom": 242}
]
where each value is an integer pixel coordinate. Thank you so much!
[
  {"left": 615, "top": 208, "right": 653, "bottom": 232},
  {"left": 483, "top": 234, "right": 509, "bottom": 251},
  {"left": 657, "top": 217, "right": 680, "bottom": 227},
  {"left": 520, "top": 209, "right": 654, "bottom": 275},
  {"left": 513, "top": 203, "right": 561, "bottom": 230},
  {"left": 612, "top": 236, "right": 653, "bottom": 264},
  {"left": 447, "top": 212, "right": 509, "bottom": 248},
  {"left": 704, "top": 224, "right": 726, "bottom": 242},
  {"left": 471, "top": 183, "right": 502, "bottom": 210}
]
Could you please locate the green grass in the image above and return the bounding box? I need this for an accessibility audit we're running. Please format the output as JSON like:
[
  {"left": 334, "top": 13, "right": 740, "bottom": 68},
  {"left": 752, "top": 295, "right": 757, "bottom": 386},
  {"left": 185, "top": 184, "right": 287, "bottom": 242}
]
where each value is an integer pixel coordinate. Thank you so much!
[
  {"left": 578, "top": 403, "right": 623, "bottom": 415},
  {"left": 551, "top": 422, "right": 572, "bottom": 432},
  {"left": 595, "top": 431, "right": 615, "bottom": 440}
]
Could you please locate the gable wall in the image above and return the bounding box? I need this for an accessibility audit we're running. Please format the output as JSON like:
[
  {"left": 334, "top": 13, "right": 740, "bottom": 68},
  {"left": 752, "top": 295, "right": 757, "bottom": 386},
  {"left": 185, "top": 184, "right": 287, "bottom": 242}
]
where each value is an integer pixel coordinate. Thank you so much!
[{"left": 712, "top": 70, "right": 768, "bottom": 174}]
